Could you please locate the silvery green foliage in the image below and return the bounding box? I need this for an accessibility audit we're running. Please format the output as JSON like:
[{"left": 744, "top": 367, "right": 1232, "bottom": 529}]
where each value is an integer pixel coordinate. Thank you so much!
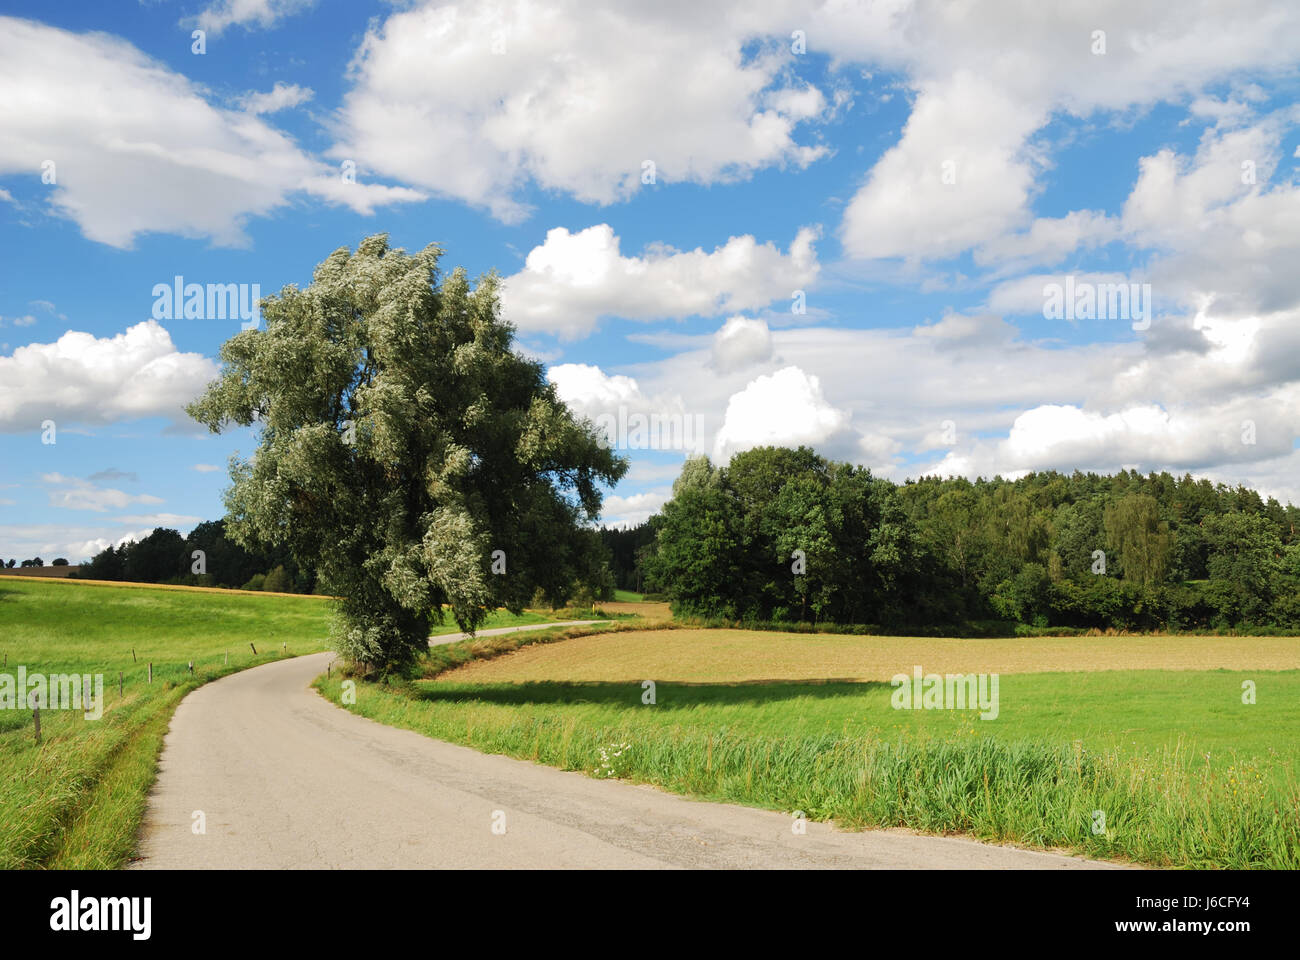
[{"left": 188, "top": 235, "right": 626, "bottom": 669}]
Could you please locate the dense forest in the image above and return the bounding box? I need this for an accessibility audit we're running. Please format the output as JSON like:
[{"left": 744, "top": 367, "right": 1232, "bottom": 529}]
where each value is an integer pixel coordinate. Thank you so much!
[
  {"left": 73, "top": 521, "right": 317, "bottom": 594},
  {"left": 627, "top": 446, "right": 1300, "bottom": 632}
]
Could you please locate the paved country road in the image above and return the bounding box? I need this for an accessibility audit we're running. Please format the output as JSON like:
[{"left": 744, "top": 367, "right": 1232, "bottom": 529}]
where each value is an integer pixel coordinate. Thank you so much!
[{"left": 133, "top": 626, "right": 1127, "bottom": 870}]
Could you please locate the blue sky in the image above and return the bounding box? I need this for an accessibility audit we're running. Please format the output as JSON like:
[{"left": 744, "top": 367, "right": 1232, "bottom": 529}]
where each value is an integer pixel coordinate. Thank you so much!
[{"left": 2, "top": 0, "right": 1300, "bottom": 563}]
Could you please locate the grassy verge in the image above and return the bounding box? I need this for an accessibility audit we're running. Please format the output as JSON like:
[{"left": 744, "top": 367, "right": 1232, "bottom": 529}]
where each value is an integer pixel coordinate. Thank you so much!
[{"left": 0, "top": 578, "right": 332, "bottom": 868}]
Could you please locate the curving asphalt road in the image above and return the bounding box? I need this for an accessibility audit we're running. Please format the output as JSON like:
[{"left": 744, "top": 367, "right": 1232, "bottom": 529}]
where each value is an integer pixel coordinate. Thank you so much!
[{"left": 132, "top": 626, "right": 1126, "bottom": 870}]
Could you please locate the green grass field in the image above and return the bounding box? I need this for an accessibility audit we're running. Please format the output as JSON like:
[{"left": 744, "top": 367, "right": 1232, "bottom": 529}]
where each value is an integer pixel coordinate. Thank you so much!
[
  {"left": 0, "top": 578, "right": 553, "bottom": 869},
  {"left": 317, "top": 626, "right": 1300, "bottom": 868}
]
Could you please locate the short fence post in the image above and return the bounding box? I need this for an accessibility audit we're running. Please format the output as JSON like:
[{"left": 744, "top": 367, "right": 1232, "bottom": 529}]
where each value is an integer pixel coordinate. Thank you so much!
[
  {"left": 224, "top": 650, "right": 228, "bottom": 666},
  {"left": 188, "top": 661, "right": 194, "bottom": 675},
  {"left": 249, "top": 642, "right": 257, "bottom": 655},
  {"left": 148, "top": 662, "right": 153, "bottom": 684},
  {"left": 119, "top": 671, "right": 123, "bottom": 699},
  {"left": 32, "top": 695, "right": 40, "bottom": 743},
  {"left": 132, "top": 648, "right": 137, "bottom": 663}
]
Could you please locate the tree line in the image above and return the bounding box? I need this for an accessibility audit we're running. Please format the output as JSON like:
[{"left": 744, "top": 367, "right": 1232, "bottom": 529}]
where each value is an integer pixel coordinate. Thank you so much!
[
  {"left": 72, "top": 521, "right": 317, "bottom": 593},
  {"left": 628, "top": 446, "right": 1300, "bottom": 632}
]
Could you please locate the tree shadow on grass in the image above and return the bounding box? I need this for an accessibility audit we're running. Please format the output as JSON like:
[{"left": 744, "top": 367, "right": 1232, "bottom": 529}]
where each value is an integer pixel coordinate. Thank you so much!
[{"left": 411, "top": 678, "right": 894, "bottom": 709}]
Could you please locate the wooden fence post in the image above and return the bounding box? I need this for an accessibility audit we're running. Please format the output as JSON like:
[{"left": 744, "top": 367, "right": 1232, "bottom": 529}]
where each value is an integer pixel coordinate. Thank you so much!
[
  {"left": 148, "top": 662, "right": 153, "bottom": 684},
  {"left": 250, "top": 642, "right": 257, "bottom": 655},
  {"left": 32, "top": 695, "right": 40, "bottom": 744}
]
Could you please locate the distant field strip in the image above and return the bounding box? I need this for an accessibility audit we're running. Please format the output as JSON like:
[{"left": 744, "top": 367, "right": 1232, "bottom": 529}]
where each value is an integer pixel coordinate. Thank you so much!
[{"left": 440, "top": 628, "right": 1300, "bottom": 683}]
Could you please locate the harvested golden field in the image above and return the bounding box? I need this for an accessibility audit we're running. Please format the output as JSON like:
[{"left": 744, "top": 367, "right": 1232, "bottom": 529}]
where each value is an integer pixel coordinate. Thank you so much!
[
  {"left": 438, "top": 627, "right": 1300, "bottom": 683},
  {"left": 598, "top": 600, "right": 673, "bottom": 618}
]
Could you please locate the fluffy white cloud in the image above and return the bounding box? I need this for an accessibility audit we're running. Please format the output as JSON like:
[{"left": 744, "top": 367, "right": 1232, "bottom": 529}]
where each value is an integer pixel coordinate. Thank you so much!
[
  {"left": 331, "top": 0, "right": 830, "bottom": 220},
  {"left": 921, "top": 393, "right": 1299, "bottom": 486},
  {"left": 114, "top": 512, "right": 203, "bottom": 527},
  {"left": 598, "top": 491, "right": 670, "bottom": 529},
  {"left": 547, "top": 363, "right": 646, "bottom": 416},
  {"left": 0, "top": 321, "right": 218, "bottom": 432},
  {"left": 548, "top": 362, "right": 705, "bottom": 454},
  {"left": 192, "top": 464, "right": 221, "bottom": 473},
  {"left": 195, "top": 0, "right": 315, "bottom": 35},
  {"left": 0, "top": 524, "right": 158, "bottom": 563},
  {"left": 912, "top": 311, "right": 1018, "bottom": 348},
  {"left": 0, "top": 18, "right": 421, "bottom": 248},
  {"left": 238, "top": 82, "right": 314, "bottom": 115},
  {"left": 975, "top": 211, "right": 1119, "bottom": 273},
  {"left": 1123, "top": 113, "right": 1300, "bottom": 317},
  {"left": 501, "top": 225, "right": 818, "bottom": 338},
  {"left": 710, "top": 317, "right": 774, "bottom": 373},
  {"left": 825, "top": 0, "right": 1300, "bottom": 263},
  {"left": 713, "top": 365, "right": 851, "bottom": 461},
  {"left": 841, "top": 72, "right": 1043, "bottom": 261},
  {"left": 40, "top": 473, "right": 165, "bottom": 513}
]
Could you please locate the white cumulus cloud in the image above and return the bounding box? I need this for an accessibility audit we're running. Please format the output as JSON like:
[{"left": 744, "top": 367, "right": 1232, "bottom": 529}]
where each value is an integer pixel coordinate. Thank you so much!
[
  {"left": 502, "top": 225, "right": 818, "bottom": 339},
  {"left": 0, "top": 321, "right": 218, "bottom": 432},
  {"left": 713, "top": 365, "right": 852, "bottom": 461},
  {"left": 330, "top": 0, "right": 830, "bottom": 221},
  {"left": 0, "top": 17, "right": 422, "bottom": 248},
  {"left": 710, "top": 317, "right": 774, "bottom": 373}
]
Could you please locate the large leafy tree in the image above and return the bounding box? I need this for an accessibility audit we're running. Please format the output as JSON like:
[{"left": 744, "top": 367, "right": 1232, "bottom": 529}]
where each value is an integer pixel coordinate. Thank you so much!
[
  {"left": 188, "top": 235, "right": 626, "bottom": 669},
  {"left": 1102, "top": 492, "right": 1172, "bottom": 585}
]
